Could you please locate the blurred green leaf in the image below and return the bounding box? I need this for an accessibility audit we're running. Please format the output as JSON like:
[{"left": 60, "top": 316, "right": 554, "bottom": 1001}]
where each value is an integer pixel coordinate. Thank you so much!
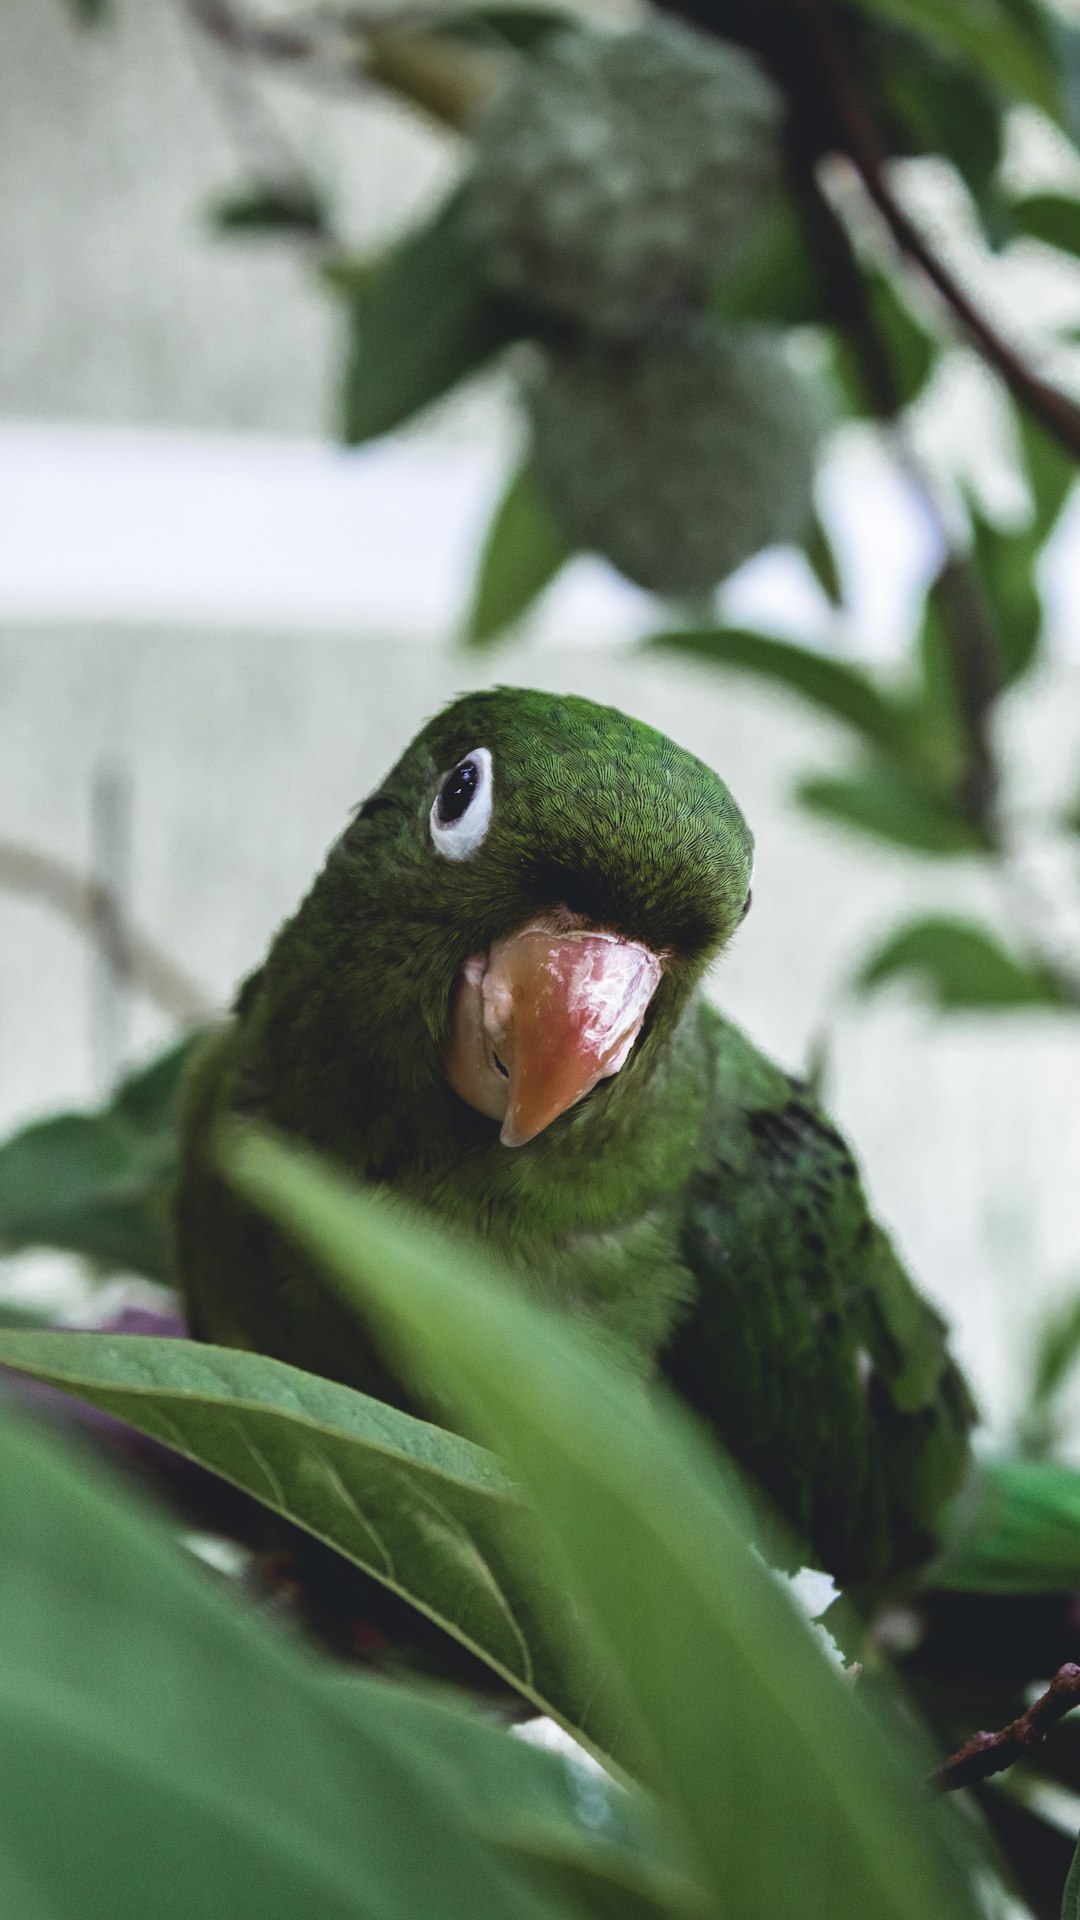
[
  {"left": 710, "top": 194, "right": 829, "bottom": 327},
  {"left": 1011, "top": 191, "right": 1080, "bottom": 257},
  {"left": 841, "top": 0, "right": 1060, "bottom": 118},
  {"left": 646, "top": 626, "right": 911, "bottom": 755},
  {"left": 1017, "top": 409, "right": 1076, "bottom": 541},
  {"left": 0, "top": 1328, "right": 610, "bottom": 1750},
  {"left": 1016, "top": 1289, "right": 1080, "bottom": 1459},
  {"left": 339, "top": 191, "right": 527, "bottom": 446},
  {"left": 208, "top": 184, "right": 327, "bottom": 239},
  {"left": 440, "top": 5, "right": 575, "bottom": 50},
  {"left": 936, "top": 1458, "right": 1080, "bottom": 1594},
  {"left": 911, "top": 577, "right": 970, "bottom": 775},
  {"left": 803, "top": 511, "right": 845, "bottom": 606},
  {"left": 828, "top": 271, "right": 938, "bottom": 417},
  {"left": 228, "top": 1130, "right": 983, "bottom": 1920},
  {"left": 62, "top": 0, "right": 109, "bottom": 21},
  {"left": 854, "top": 915, "right": 1066, "bottom": 1009},
  {"left": 1048, "top": 10, "right": 1080, "bottom": 149},
  {"left": 0, "top": 1401, "right": 576, "bottom": 1920},
  {"left": 0, "top": 1037, "right": 198, "bottom": 1281},
  {"left": 877, "top": 42, "right": 1003, "bottom": 202},
  {"left": 797, "top": 764, "right": 990, "bottom": 854},
  {"left": 969, "top": 511, "right": 1042, "bottom": 684},
  {"left": 465, "top": 463, "right": 574, "bottom": 646}
]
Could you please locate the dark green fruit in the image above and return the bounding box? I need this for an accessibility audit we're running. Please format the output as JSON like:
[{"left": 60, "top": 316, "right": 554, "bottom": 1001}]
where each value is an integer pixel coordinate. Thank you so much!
[
  {"left": 525, "top": 326, "right": 823, "bottom": 596},
  {"left": 465, "top": 21, "right": 782, "bottom": 338}
]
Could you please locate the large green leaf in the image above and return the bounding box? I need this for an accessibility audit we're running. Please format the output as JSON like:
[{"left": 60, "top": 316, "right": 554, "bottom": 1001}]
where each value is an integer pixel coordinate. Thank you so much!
[
  {"left": 0, "top": 1401, "right": 575, "bottom": 1920},
  {"left": 797, "top": 764, "right": 991, "bottom": 854},
  {"left": 346, "top": 1681, "right": 692, "bottom": 1920},
  {"left": 935, "top": 1458, "right": 1080, "bottom": 1594},
  {"left": 339, "top": 190, "right": 526, "bottom": 445},
  {"left": 464, "top": 462, "right": 574, "bottom": 646},
  {"left": 854, "top": 915, "right": 1067, "bottom": 1009},
  {"left": 646, "top": 626, "right": 912, "bottom": 756},
  {"left": 0, "top": 1327, "right": 614, "bottom": 1752},
  {"left": 0, "top": 1037, "right": 198, "bottom": 1281},
  {"left": 228, "top": 1132, "right": 983, "bottom": 1920},
  {"left": 842, "top": 0, "right": 1060, "bottom": 118}
]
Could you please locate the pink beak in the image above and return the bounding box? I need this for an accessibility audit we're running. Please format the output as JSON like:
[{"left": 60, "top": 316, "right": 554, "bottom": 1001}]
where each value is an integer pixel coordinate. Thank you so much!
[{"left": 445, "top": 914, "right": 663, "bottom": 1148}]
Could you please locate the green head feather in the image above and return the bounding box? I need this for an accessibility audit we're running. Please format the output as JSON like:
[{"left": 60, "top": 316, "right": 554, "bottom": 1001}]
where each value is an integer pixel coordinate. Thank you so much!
[{"left": 250, "top": 687, "right": 752, "bottom": 1147}]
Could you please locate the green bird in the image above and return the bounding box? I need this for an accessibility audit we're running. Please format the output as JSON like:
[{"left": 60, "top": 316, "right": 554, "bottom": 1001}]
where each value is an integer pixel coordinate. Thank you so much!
[{"left": 177, "top": 687, "right": 975, "bottom": 1590}]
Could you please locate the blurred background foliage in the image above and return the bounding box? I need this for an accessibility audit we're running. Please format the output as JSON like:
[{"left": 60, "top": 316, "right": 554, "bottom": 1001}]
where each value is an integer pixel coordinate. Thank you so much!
[{"left": 4, "top": 0, "right": 1080, "bottom": 1912}]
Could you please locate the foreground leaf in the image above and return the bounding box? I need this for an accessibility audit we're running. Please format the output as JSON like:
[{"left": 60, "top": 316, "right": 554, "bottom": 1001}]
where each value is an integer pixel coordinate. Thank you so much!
[
  {"left": 0, "top": 1401, "right": 572, "bottom": 1920},
  {"left": 339, "top": 190, "right": 526, "bottom": 445},
  {"left": 229, "top": 1132, "right": 982, "bottom": 1920},
  {"left": 0, "top": 1037, "right": 198, "bottom": 1280},
  {"left": 854, "top": 916, "right": 1066, "bottom": 1009},
  {"left": 465, "top": 463, "right": 574, "bottom": 646},
  {"left": 350, "top": 1683, "right": 692, "bottom": 1920},
  {"left": 0, "top": 1328, "right": 611, "bottom": 1749}
]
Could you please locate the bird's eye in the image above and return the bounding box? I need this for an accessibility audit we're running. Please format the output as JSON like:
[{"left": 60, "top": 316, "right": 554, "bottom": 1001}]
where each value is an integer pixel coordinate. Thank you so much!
[
  {"left": 740, "top": 887, "right": 753, "bottom": 922},
  {"left": 430, "top": 747, "right": 493, "bottom": 861}
]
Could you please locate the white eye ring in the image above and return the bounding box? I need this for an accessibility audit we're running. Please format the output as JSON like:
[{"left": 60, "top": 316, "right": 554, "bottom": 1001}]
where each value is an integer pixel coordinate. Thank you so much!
[{"left": 429, "top": 746, "right": 493, "bottom": 862}]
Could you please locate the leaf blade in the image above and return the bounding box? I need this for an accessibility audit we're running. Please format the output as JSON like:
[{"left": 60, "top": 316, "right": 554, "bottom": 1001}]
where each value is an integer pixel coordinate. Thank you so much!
[
  {"left": 0, "top": 1328, "right": 610, "bottom": 1750},
  {"left": 646, "top": 626, "right": 911, "bottom": 756},
  {"left": 853, "top": 916, "right": 1067, "bottom": 1009},
  {"left": 464, "top": 463, "right": 574, "bottom": 646},
  {"left": 227, "top": 1132, "right": 983, "bottom": 1920},
  {"left": 338, "top": 191, "right": 525, "bottom": 446}
]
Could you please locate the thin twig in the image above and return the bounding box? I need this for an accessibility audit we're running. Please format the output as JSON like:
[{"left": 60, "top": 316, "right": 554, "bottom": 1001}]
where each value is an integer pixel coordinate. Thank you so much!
[
  {"left": 932, "top": 1663, "right": 1080, "bottom": 1792},
  {"left": 786, "top": 0, "right": 1080, "bottom": 466},
  {"left": 0, "top": 840, "right": 213, "bottom": 1023},
  {"left": 181, "top": 1, "right": 335, "bottom": 241}
]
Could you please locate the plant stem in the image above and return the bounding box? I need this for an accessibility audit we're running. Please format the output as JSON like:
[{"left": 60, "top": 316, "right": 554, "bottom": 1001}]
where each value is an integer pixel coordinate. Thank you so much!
[
  {"left": 0, "top": 839, "right": 212, "bottom": 1023},
  {"left": 932, "top": 1662, "right": 1080, "bottom": 1791}
]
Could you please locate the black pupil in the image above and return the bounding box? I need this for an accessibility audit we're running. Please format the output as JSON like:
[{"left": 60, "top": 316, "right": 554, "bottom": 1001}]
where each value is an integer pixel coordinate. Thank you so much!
[{"left": 437, "top": 759, "right": 478, "bottom": 825}]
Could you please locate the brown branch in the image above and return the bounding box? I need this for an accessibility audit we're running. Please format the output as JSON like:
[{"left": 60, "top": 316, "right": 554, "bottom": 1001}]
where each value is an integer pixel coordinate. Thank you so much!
[
  {"left": 0, "top": 840, "right": 213, "bottom": 1024},
  {"left": 182, "top": 0, "right": 500, "bottom": 126},
  {"left": 797, "top": 172, "right": 1002, "bottom": 832},
  {"left": 785, "top": 0, "right": 1080, "bottom": 467},
  {"left": 932, "top": 1663, "right": 1080, "bottom": 1792}
]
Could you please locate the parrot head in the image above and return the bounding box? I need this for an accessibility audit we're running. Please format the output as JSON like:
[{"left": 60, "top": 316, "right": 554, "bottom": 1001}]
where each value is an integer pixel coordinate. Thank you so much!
[{"left": 312, "top": 688, "right": 752, "bottom": 1150}]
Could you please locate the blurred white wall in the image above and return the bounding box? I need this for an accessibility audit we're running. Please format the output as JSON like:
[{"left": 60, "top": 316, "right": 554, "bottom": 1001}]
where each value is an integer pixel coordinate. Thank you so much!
[{"left": 2, "top": 0, "right": 1080, "bottom": 1434}]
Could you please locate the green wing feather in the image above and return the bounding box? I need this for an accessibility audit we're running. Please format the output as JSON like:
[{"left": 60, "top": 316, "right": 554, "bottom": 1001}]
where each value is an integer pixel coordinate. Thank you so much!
[{"left": 660, "top": 1005, "right": 976, "bottom": 1589}]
